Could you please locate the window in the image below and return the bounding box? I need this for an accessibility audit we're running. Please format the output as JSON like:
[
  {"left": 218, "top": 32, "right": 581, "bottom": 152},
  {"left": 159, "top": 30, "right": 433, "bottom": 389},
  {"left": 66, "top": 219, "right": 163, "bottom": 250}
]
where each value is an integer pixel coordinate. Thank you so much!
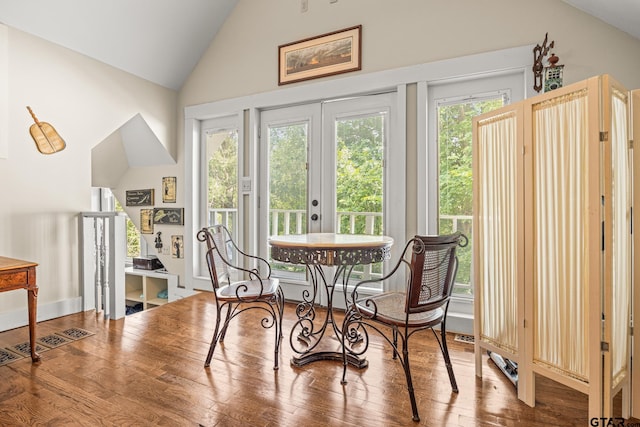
[
  {"left": 205, "top": 128, "right": 238, "bottom": 232},
  {"left": 100, "top": 187, "right": 148, "bottom": 262},
  {"left": 437, "top": 95, "right": 506, "bottom": 296},
  {"left": 115, "top": 198, "right": 140, "bottom": 259},
  {"left": 185, "top": 46, "right": 533, "bottom": 302},
  {"left": 195, "top": 114, "right": 243, "bottom": 284},
  {"left": 426, "top": 72, "right": 525, "bottom": 303}
]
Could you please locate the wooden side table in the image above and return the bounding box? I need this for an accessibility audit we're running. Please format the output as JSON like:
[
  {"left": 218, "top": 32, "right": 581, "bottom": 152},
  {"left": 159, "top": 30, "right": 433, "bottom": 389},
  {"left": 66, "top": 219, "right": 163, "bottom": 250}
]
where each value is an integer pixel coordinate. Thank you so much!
[{"left": 0, "top": 256, "right": 40, "bottom": 362}]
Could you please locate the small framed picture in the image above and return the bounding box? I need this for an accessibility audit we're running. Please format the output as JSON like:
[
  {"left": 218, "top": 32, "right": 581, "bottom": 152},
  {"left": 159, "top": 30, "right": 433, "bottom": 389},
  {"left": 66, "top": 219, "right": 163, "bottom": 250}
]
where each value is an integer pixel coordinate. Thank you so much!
[
  {"left": 171, "top": 235, "right": 184, "bottom": 258},
  {"left": 126, "top": 189, "right": 154, "bottom": 206},
  {"left": 153, "top": 207, "right": 184, "bottom": 225},
  {"left": 162, "top": 176, "right": 177, "bottom": 203},
  {"left": 140, "top": 209, "right": 154, "bottom": 234}
]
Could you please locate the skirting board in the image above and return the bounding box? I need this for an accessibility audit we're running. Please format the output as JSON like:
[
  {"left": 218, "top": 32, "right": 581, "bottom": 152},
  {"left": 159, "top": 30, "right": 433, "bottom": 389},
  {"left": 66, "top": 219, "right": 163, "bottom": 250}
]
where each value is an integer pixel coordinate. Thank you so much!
[
  {"left": 447, "top": 312, "right": 473, "bottom": 336},
  {"left": 0, "top": 296, "right": 83, "bottom": 333}
]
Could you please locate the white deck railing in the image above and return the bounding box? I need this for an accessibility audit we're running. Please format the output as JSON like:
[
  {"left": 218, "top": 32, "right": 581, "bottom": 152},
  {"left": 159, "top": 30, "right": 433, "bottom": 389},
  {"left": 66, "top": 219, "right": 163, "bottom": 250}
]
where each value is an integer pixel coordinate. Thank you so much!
[{"left": 208, "top": 209, "right": 471, "bottom": 287}]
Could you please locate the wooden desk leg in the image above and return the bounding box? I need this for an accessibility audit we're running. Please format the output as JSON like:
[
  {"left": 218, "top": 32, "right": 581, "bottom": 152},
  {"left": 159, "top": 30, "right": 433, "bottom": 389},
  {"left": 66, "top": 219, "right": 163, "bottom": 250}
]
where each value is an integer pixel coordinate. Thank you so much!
[{"left": 27, "top": 287, "right": 40, "bottom": 362}]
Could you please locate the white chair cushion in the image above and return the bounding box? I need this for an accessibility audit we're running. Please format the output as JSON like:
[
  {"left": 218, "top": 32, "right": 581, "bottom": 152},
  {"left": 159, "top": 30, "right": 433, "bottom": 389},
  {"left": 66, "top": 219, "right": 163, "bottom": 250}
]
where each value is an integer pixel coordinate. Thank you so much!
[{"left": 217, "top": 278, "right": 279, "bottom": 299}]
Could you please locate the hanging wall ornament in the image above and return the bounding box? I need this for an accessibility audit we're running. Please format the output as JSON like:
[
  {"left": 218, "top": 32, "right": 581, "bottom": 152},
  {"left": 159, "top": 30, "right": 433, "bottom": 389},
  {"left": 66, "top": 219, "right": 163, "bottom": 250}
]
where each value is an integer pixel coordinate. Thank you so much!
[
  {"left": 543, "top": 53, "right": 564, "bottom": 92},
  {"left": 26, "top": 106, "right": 66, "bottom": 154}
]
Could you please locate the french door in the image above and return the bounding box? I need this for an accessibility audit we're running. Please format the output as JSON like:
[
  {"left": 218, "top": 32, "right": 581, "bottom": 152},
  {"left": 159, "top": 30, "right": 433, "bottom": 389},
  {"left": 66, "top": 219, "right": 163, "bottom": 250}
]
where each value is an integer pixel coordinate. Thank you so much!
[{"left": 259, "top": 93, "right": 397, "bottom": 302}]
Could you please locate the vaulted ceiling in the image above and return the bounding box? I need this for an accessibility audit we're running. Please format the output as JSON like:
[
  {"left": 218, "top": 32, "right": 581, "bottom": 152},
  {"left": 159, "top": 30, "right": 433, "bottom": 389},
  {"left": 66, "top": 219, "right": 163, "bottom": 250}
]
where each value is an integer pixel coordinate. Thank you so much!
[
  {"left": 0, "top": 0, "right": 238, "bottom": 90},
  {"left": 0, "top": 0, "right": 637, "bottom": 91}
]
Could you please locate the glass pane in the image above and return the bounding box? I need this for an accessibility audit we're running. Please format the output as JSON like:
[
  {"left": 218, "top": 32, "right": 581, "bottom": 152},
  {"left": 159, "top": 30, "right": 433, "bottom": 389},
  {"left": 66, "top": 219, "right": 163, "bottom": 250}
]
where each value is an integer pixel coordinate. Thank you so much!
[
  {"left": 115, "top": 198, "right": 140, "bottom": 258},
  {"left": 268, "top": 122, "right": 308, "bottom": 275},
  {"left": 206, "top": 129, "right": 238, "bottom": 235},
  {"left": 437, "top": 97, "right": 504, "bottom": 297},
  {"left": 336, "top": 113, "right": 385, "bottom": 282}
]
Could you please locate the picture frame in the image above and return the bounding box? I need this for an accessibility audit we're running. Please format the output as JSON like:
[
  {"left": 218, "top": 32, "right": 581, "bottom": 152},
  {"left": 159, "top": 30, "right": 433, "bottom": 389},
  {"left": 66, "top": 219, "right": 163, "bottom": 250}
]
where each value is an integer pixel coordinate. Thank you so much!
[
  {"left": 153, "top": 207, "right": 184, "bottom": 225},
  {"left": 278, "top": 25, "right": 361, "bottom": 85},
  {"left": 171, "top": 235, "right": 184, "bottom": 259},
  {"left": 162, "top": 176, "right": 177, "bottom": 203},
  {"left": 126, "top": 189, "right": 154, "bottom": 206},
  {"left": 140, "top": 209, "right": 154, "bottom": 234}
]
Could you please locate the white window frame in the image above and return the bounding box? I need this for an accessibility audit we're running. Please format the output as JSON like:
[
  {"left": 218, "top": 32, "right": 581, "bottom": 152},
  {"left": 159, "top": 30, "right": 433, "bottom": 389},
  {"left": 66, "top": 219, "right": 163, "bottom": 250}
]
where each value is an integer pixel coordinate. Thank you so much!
[
  {"left": 418, "top": 71, "right": 534, "bottom": 334},
  {"left": 184, "top": 46, "right": 536, "bottom": 307},
  {"left": 187, "top": 112, "right": 245, "bottom": 291}
]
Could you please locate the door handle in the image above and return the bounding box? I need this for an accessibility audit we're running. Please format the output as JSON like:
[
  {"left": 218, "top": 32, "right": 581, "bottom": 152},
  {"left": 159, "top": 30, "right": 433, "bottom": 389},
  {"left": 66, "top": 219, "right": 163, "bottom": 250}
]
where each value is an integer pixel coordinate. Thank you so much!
[{"left": 311, "top": 214, "right": 319, "bottom": 221}]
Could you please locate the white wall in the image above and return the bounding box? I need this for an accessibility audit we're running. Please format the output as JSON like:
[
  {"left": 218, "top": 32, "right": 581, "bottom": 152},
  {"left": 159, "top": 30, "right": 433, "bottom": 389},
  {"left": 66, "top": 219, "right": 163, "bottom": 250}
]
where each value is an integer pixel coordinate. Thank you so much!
[{"left": 0, "top": 26, "right": 177, "bottom": 329}]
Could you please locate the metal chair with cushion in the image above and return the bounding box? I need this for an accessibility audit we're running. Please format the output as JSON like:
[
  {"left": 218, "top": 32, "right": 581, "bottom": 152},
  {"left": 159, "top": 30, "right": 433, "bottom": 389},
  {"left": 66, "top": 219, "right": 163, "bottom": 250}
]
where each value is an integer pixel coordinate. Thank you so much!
[
  {"left": 197, "top": 224, "right": 285, "bottom": 369},
  {"left": 341, "top": 232, "right": 467, "bottom": 422}
]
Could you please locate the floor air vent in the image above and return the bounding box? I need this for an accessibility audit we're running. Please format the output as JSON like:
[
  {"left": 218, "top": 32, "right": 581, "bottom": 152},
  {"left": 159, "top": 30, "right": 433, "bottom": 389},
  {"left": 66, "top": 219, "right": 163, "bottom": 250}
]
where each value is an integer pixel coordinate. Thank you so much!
[{"left": 454, "top": 334, "right": 474, "bottom": 344}]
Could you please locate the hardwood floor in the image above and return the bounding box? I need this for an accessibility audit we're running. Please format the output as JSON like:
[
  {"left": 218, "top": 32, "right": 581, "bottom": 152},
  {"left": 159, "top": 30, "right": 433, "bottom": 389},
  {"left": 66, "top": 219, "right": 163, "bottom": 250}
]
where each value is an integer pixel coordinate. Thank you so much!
[{"left": 0, "top": 292, "right": 632, "bottom": 426}]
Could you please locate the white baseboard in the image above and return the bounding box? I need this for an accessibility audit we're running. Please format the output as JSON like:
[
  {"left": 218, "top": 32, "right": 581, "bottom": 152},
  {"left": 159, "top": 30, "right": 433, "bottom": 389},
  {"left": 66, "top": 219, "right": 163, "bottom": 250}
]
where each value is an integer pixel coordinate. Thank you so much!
[
  {"left": 446, "top": 311, "right": 473, "bottom": 335},
  {"left": 0, "top": 297, "right": 84, "bottom": 333}
]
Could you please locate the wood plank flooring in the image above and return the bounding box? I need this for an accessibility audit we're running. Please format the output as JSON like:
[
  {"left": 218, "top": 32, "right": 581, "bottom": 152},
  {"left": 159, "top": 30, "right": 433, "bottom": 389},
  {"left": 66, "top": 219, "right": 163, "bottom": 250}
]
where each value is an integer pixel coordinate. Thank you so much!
[{"left": 0, "top": 292, "right": 633, "bottom": 426}]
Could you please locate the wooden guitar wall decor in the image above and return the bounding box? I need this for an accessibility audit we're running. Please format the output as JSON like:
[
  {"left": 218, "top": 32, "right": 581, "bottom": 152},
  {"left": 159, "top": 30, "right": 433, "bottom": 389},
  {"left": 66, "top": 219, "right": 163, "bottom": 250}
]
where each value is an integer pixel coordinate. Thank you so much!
[{"left": 26, "top": 106, "right": 66, "bottom": 154}]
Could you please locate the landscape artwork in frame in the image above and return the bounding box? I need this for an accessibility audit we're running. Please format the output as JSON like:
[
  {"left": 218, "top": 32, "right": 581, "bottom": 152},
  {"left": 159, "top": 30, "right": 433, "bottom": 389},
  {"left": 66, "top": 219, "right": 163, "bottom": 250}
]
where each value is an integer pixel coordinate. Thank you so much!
[
  {"left": 278, "top": 25, "right": 361, "bottom": 85},
  {"left": 162, "top": 176, "right": 176, "bottom": 203},
  {"left": 153, "top": 208, "right": 184, "bottom": 225},
  {"left": 140, "top": 209, "right": 154, "bottom": 234},
  {"left": 126, "top": 189, "right": 154, "bottom": 206}
]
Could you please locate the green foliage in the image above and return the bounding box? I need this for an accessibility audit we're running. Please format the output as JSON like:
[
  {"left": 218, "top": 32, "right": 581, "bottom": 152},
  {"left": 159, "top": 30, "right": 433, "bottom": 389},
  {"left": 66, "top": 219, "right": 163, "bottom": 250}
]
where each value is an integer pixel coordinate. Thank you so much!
[
  {"left": 115, "top": 199, "right": 140, "bottom": 258},
  {"left": 437, "top": 98, "right": 503, "bottom": 287},
  {"left": 265, "top": 116, "right": 385, "bottom": 236},
  {"left": 208, "top": 132, "right": 238, "bottom": 209},
  {"left": 269, "top": 125, "right": 307, "bottom": 211},
  {"left": 336, "top": 115, "right": 384, "bottom": 235},
  {"left": 268, "top": 124, "right": 308, "bottom": 235},
  {"left": 438, "top": 99, "right": 502, "bottom": 216}
]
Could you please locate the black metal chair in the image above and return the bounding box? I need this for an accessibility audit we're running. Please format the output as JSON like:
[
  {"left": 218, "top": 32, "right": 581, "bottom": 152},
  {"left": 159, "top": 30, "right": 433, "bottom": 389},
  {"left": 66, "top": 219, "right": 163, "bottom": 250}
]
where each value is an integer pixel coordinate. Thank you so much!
[
  {"left": 196, "top": 224, "right": 285, "bottom": 369},
  {"left": 341, "top": 232, "right": 467, "bottom": 422}
]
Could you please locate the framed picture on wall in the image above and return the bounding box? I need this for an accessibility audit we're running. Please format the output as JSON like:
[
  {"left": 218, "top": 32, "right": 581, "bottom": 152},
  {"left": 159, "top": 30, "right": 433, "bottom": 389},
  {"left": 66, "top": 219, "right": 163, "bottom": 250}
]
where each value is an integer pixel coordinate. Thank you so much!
[
  {"left": 126, "top": 189, "right": 154, "bottom": 206},
  {"left": 153, "top": 208, "right": 184, "bottom": 225},
  {"left": 140, "top": 209, "right": 154, "bottom": 234},
  {"left": 278, "top": 25, "right": 362, "bottom": 85},
  {"left": 162, "top": 176, "right": 176, "bottom": 203},
  {"left": 171, "top": 235, "right": 183, "bottom": 258}
]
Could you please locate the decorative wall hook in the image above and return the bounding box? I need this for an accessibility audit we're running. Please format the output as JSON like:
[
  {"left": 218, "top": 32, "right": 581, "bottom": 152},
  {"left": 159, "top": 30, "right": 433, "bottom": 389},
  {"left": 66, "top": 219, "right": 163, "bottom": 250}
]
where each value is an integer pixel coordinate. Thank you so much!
[{"left": 532, "top": 33, "right": 555, "bottom": 93}]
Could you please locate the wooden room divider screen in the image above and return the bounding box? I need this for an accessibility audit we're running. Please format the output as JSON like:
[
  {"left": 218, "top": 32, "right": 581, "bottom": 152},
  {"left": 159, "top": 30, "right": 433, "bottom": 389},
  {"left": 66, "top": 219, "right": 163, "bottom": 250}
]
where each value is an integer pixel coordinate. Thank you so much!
[{"left": 472, "top": 75, "right": 634, "bottom": 420}]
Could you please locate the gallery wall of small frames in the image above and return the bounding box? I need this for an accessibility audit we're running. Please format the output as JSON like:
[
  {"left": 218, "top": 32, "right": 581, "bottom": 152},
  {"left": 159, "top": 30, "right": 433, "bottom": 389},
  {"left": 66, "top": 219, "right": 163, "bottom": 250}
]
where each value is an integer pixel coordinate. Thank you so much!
[{"left": 125, "top": 177, "right": 183, "bottom": 258}]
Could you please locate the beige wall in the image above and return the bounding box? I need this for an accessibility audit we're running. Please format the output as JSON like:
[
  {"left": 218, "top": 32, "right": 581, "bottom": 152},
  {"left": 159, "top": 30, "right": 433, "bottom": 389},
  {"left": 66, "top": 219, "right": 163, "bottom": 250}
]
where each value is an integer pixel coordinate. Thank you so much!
[
  {"left": 180, "top": 0, "right": 640, "bottom": 107},
  {"left": 178, "top": 0, "right": 640, "bottom": 275},
  {"left": 0, "top": 26, "right": 177, "bottom": 325}
]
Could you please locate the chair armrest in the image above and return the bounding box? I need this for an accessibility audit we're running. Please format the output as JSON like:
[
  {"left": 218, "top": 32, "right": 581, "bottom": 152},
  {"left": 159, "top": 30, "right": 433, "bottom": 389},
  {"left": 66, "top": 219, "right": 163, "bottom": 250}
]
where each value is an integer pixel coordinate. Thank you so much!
[
  {"left": 224, "top": 240, "right": 273, "bottom": 279},
  {"left": 350, "top": 237, "right": 418, "bottom": 300}
]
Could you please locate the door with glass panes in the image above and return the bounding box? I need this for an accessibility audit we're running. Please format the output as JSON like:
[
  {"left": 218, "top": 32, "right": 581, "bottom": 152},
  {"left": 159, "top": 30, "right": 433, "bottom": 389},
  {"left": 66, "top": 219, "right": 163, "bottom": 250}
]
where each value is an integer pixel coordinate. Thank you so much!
[
  {"left": 200, "top": 115, "right": 241, "bottom": 284},
  {"left": 259, "top": 93, "right": 395, "bottom": 303}
]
